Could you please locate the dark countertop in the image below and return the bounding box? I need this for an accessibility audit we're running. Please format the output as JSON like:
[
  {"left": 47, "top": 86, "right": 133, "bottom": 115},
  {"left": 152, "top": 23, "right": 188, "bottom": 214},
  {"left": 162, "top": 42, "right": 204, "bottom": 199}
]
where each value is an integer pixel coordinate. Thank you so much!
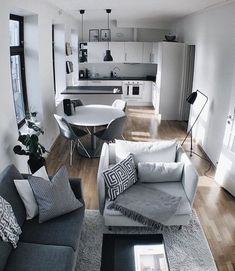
[
  {"left": 79, "top": 76, "right": 156, "bottom": 82},
  {"left": 61, "top": 85, "right": 123, "bottom": 95}
]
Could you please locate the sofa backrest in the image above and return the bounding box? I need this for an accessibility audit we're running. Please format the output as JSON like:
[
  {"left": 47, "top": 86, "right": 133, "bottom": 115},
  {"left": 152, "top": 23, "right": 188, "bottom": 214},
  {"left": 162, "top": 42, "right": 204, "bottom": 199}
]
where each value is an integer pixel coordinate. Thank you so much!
[{"left": 0, "top": 164, "right": 26, "bottom": 270}]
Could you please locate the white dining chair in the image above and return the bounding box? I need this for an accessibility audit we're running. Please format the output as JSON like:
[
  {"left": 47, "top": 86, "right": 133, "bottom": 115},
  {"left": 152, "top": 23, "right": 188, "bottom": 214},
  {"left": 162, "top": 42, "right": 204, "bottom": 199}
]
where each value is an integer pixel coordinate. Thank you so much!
[{"left": 112, "top": 99, "right": 127, "bottom": 112}]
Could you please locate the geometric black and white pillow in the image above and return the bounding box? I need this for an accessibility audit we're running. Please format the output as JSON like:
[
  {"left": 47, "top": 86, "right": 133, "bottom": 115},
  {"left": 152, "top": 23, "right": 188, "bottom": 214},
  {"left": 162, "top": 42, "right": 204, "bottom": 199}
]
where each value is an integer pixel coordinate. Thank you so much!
[
  {"left": 0, "top": 196, "right": 22, "bottom": 248},
  {"left": 103, "top": 153, "right": 137, "bottom": 200}
]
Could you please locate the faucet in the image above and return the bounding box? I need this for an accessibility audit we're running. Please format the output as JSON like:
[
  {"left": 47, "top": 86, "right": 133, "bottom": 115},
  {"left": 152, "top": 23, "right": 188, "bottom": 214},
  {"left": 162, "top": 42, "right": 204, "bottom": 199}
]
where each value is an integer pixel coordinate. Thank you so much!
[{"left": 112, "top": 66, "right": 120, "bottom": 78}]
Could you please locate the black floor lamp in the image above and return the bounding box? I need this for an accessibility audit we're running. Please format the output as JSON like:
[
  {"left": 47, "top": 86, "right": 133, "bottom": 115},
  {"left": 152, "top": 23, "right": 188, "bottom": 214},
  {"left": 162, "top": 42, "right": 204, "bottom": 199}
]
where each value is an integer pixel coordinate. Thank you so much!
[{"left": 181, "top": 90, "right": 208, "bottom": 156}]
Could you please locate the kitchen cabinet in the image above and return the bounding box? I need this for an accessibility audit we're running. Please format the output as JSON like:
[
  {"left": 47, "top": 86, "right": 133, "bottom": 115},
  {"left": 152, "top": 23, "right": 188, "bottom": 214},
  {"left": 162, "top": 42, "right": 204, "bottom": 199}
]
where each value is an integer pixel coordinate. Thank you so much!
[
  {"left": 142, "top": 42, "right": 158, "bottom": 64},
  {"left": 109, "top": 42, "right": 125, "bottom": 63},
  {"left": 87, "top": 42, "right": 107, "bottom": 63},
  {"left": 124, "top": 42, "right": 143, "bottom": 63}
]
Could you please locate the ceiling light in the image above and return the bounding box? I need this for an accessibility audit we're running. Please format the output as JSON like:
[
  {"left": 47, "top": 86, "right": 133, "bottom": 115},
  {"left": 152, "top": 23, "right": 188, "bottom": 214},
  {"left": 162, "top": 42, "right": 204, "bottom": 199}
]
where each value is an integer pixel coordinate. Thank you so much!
[
  {"left": 79, "top": 9, "right": 87, "bottom": 63},
  {"left": 103, "top": 9, "right": 113, "bottom": 62}
]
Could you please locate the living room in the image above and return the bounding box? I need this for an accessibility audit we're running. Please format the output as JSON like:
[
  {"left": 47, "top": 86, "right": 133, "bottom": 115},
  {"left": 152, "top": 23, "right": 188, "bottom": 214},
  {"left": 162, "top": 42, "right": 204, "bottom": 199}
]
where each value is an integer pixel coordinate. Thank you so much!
[{"left": 0, "top": 0, "right": 235, "bottom": 270}]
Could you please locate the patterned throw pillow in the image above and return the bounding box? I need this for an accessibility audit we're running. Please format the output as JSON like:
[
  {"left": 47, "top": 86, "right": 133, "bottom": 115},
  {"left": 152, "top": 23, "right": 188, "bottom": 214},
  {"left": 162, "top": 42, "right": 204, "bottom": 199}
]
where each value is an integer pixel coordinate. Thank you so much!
[
  {"left": 0, "top": 196, "right": 22, "bottom": 248},
  {"left": 28, "top": 166, "right": 83, "bottom": 223},
  {"left": 103, "top": 153, "right": 137, "bottom": 200}
]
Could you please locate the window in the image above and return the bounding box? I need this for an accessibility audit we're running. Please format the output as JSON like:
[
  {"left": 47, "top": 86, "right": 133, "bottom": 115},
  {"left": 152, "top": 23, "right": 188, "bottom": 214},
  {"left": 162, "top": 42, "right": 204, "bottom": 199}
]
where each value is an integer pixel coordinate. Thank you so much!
[{"left": 10, "top": 14, "right": 28, "bottom": 128}]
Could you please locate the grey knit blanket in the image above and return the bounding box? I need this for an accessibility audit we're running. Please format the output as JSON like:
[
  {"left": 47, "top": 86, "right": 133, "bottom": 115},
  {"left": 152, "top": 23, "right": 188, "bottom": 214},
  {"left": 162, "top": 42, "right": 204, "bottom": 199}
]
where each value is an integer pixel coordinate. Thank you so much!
[{"left": 108, "top": 183, "right": 182, "bottom": 228}]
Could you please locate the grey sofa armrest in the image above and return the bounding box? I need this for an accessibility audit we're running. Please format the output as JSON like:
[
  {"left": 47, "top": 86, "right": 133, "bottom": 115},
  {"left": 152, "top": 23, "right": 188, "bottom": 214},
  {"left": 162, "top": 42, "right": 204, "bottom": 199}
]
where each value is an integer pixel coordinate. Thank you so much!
[
  {"left": 176, "top": 146, "right": 199, "bottom": 205},
  {"left": 97, "top": 143, "right": 110, "bottom": 215}
]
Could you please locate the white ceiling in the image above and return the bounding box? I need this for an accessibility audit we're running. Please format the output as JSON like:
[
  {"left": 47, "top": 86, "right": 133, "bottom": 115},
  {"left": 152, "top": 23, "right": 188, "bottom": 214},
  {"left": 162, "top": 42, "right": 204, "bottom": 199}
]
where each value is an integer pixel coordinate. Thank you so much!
[{"left": 46, "top": 0, "right": 232, "bottom": 26}]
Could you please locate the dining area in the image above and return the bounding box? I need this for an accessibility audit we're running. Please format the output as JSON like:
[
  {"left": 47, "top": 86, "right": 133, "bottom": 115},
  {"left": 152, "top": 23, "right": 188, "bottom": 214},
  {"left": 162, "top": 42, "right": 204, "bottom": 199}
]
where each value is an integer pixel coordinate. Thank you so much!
[{"left": 54, "top": 99, "right": 127, "bottom": 165}]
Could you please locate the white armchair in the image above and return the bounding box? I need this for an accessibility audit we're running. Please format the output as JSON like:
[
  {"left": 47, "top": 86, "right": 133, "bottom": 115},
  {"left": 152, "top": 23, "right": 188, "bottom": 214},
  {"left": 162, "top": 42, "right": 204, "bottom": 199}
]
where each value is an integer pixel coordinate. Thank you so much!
[{"left": 97, "top": 141, "right": 199, "bottom": 227}]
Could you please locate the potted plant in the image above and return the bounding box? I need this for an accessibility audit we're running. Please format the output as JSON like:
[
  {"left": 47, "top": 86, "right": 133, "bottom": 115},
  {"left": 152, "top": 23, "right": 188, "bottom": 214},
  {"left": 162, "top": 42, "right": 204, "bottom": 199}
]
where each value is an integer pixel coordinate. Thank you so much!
[{"left": 13, "top": 122, "right": 48, "bottom": 174}]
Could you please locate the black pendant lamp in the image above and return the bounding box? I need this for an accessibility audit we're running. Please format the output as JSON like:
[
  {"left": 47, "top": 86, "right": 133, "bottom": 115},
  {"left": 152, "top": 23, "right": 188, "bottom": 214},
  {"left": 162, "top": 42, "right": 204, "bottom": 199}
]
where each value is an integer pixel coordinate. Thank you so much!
[
  {"left": 80, "top": 9, "right": 87, "bottom": 63},
  {"left": 104, "top": 9, "right": 113, "bottom": 62}
]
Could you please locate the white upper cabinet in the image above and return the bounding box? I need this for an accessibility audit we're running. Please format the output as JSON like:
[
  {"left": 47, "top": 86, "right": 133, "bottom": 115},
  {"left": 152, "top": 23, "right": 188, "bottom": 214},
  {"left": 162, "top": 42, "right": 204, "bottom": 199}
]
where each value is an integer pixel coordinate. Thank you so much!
[
  {"left": 85, "top": 41, "right": 158, "bottom": 64},
  {"left": 87, "top": 42, "right": 107, "bottom": 63},
  {"left": 142, "top": 42, "right": 159, "bottom": 64},
  {"left": 151, "top": 43, "right": 159, "bottom": 64},
  {"left": 143, "top": 42, "right": 153, "bottom": 63},
  {"left": 124, "top": 42, "right": 143, "bottom": 63},
  {"left": 109, "top": 42, "right": 125, "bottom": 63}
]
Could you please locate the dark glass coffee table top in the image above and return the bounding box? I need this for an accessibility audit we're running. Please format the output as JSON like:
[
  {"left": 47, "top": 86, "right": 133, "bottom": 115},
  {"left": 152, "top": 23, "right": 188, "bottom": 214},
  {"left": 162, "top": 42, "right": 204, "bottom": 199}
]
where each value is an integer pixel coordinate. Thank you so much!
[{"left": 100, "top": 234, "right": 169, "bottom": 271}]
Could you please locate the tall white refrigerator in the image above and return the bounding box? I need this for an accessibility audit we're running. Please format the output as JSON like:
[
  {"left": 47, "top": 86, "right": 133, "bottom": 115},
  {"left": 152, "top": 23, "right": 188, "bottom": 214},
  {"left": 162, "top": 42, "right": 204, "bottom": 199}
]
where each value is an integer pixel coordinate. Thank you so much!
[{"left": 155, "top": 42, "right": 195, "bottom": 121}]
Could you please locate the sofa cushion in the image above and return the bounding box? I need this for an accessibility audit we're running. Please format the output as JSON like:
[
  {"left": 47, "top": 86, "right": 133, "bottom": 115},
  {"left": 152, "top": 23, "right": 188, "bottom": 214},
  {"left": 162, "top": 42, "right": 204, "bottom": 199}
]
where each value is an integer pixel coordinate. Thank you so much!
[
  {"left": 138, "top": 162, "right": 184, "bottom": 182},
  {"left": 0, "top": 242, "right": 12, "bottom": 271},
  {"left": 103, "top": 154, "right": 137, "bottom": 200},
  {"left": 20, "top": 205, "right": 84, "bottom": 251},
  {"left": 115, "top": 140, "right": 177, "bottom": 164},
  {"left": 29, "top": 166, "right": 83, "bottom": 223},
  {"left": 14, "top": 166, "right": 50, "bottom": 220},
  {"left": 104, "top": 182, "right": 191, "bottom": 217},
  {"left": 0, "top": 165, "right": 26, "bottom": 227},
  {"left": 5, "top": 242, "right": 75, "bottom": 271}
]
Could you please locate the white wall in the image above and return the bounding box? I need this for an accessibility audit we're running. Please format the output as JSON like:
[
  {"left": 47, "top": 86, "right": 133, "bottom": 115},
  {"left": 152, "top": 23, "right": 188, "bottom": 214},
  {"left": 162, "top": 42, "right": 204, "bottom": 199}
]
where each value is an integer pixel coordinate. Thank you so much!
[
  {"left": 0, "top": 0, "right": 78, "bottom": 172},
  {"left": 172, "top": 2, "right": 235, "bottom": 165},
  {"left": 81, "top": 20, "right": 169, "bottom": 42}
]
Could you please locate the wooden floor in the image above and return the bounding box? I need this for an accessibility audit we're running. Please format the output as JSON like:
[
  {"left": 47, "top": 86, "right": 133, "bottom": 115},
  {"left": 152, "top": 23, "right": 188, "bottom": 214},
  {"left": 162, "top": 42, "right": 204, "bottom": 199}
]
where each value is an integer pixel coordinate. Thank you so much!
[{"left": 47, "top": 106, "right": 235, "bottom": 271}]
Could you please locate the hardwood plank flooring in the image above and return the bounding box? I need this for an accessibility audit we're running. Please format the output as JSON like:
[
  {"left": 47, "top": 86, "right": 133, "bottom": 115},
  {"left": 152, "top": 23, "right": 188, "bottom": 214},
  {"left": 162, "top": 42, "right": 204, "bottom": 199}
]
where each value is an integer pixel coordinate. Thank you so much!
[{"left": 47, "top": 106, "right": 235, "bottom": 271}]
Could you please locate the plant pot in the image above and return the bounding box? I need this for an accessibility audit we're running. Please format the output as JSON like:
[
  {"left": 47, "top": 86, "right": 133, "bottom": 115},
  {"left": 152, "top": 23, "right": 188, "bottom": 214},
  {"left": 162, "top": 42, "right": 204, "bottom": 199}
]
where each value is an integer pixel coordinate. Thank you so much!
[{"left": 28, "top": 155, "right": 45, "bottom": 174}]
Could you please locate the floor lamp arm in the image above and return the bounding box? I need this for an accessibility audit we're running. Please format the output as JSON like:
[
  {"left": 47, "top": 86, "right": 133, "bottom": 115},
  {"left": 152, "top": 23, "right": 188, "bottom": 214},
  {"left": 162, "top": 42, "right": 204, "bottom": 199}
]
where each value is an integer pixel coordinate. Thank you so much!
[{"left": 181, "top": 91, "right": 208, "bottom": 146}]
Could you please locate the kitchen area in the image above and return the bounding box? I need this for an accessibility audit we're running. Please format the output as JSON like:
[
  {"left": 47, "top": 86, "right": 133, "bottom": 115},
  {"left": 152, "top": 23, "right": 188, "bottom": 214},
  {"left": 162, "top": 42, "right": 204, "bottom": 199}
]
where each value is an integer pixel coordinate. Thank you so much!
[{"left": 59, "top": 32, "right": 195, "bottom": 121}]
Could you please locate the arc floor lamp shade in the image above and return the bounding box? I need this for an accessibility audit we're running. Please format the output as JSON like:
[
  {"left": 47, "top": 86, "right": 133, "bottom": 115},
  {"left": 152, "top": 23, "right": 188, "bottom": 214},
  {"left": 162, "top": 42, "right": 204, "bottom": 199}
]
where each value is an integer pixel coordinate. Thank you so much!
[
  {"left": 103, "top": 9, "right": 113, "bottom": 62},
  {"left": 181, "top": 90, "right": 208, "bottom": 156}
]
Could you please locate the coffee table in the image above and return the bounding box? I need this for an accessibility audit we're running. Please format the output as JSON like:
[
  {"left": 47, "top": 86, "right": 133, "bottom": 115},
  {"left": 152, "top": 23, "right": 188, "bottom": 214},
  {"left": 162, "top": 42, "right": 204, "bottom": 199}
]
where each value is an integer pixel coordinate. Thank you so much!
[{"left": 100, "top": 234, "right": 169, "bottom": 271}]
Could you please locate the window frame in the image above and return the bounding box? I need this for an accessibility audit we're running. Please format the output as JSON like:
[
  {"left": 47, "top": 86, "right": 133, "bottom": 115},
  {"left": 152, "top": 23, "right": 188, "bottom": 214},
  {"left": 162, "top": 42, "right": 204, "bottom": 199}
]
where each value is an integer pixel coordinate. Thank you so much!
[{"left": 10, "top": 14, "right": 28, "bottom": 128}]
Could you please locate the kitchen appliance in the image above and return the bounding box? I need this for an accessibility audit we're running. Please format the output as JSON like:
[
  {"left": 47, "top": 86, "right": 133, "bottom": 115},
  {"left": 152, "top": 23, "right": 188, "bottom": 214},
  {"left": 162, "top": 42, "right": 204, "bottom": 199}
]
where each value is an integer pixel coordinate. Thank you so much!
[
  {"left": 79, "top": 70, "right": 85, "bottom": 78},
  {"left": 123, "top": 81, "right": 144, "bottom": 100},
  {"left": 63, "top": 99, "right": 72, "bottom": 116}
]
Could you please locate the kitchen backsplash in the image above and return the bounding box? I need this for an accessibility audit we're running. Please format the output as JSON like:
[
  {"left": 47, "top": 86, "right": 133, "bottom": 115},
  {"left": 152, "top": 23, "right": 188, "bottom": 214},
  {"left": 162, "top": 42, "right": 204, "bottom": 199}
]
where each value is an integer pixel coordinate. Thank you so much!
[{"left": 79, "top": 63, "right": 157, "bottom": 78}]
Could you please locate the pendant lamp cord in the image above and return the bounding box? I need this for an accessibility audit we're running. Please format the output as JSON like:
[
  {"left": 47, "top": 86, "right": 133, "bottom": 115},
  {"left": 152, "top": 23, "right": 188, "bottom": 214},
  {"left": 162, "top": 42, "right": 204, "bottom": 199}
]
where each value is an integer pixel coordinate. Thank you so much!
[
  {"left": 81, "top": 13, "right": 83, "bottom": 43},
  {"left": 107, "top": 12, "right": 110, "bottom": 50}
]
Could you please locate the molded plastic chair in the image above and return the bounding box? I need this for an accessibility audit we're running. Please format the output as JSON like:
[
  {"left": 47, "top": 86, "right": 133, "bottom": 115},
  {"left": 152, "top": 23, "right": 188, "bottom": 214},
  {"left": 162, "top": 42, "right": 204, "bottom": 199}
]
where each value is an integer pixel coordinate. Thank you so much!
[
  {"left": 54, "top": 114, "right": 90, "bottom": 165},
  {"left": 94, "top": 116, "right": 127, "bottom": 143},
  {"left": 112, "top": 99, "right": 127, "bottom": 112},
  {"left": 71, "top": 99, "right": 91, "bottom": 135}
]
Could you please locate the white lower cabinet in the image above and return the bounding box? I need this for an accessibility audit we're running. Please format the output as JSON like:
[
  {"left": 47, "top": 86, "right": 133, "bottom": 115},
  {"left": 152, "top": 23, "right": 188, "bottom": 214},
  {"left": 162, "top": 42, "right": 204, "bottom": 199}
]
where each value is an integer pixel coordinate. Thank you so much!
[{"left": 152, "top": 82, "right": 160, "bottom": 113}]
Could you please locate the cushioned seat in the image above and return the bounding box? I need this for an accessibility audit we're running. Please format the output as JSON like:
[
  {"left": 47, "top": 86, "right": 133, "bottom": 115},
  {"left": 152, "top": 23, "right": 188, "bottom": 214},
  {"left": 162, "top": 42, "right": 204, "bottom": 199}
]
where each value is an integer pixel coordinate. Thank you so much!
[
  {"left": 104, "top": 182, "right": 192, "bottom": 217},
  {"left": 5, "top": 242, "right": 75, "bottom": 271},
  {"left": 20, "top": 205, "right": 85, "bottom": 251}
]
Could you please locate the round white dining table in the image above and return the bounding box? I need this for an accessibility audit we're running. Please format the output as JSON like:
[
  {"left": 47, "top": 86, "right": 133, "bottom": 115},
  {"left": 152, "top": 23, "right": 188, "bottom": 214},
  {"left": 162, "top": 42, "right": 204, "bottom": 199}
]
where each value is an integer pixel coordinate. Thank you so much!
[{"left": 62, "top": 104, "right": 125, "bottom": 157}]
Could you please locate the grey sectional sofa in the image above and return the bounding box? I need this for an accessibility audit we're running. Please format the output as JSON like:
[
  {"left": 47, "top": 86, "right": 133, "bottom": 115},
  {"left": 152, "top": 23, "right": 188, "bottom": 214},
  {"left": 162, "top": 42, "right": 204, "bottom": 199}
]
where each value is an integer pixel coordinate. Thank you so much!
[{"left": 0, "top": 165, "right": 84, "bottom": 271}]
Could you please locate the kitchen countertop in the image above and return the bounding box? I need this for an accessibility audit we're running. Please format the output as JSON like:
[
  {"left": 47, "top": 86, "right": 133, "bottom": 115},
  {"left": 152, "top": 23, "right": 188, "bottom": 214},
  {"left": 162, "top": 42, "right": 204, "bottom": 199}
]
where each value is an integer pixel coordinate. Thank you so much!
[
  {"left": 79, "top": 76, "right": 156, "bottom": 82},
  {"left": 61, "top": 85, "right": 122, "bottom": 95}
]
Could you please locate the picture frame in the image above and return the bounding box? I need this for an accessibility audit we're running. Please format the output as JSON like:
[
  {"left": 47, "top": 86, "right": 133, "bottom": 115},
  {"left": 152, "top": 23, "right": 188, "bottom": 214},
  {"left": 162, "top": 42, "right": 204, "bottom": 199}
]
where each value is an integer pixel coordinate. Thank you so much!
[
  {"left": 65, "top": 42, "right": 72, "bottom": 55},
  {"left": 100, "top": 29, "right": 111, "bottom": 41},
  {"left": 89, "top": 29, "right": 99, "bottom": 42}
]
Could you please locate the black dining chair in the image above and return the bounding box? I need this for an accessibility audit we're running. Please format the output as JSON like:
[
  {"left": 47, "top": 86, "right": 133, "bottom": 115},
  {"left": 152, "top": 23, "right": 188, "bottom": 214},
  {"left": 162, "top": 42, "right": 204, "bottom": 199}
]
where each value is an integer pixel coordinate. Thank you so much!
[
  {"left": 54, "top": 114, "right": 90, "bottom": 165},
  {"left": 94, "top": 116, "right": 127, "bottom": 144},
  {"left": 71, "top": 99, "right": 83, "bottom": 111}
]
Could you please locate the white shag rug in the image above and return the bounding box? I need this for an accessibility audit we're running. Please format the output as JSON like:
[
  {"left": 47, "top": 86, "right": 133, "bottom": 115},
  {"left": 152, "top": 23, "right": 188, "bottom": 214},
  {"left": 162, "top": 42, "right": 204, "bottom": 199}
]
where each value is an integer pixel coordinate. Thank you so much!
[{"left": 76, "top": 210, "right": 217, "bottom": 271}]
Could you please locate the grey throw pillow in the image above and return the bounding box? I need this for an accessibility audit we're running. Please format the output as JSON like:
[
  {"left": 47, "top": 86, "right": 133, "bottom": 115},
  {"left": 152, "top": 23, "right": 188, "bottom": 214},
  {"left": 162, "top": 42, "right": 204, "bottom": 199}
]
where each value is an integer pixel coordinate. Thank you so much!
[
  {"left": 103, "top": 153, "right": 137, "bottom": 200},
  {"left": 28, "top": 166, "right": 83, "bottom": 223},
  {"left": 138, "top": 162, "right": 184, "bottom": 183}
]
